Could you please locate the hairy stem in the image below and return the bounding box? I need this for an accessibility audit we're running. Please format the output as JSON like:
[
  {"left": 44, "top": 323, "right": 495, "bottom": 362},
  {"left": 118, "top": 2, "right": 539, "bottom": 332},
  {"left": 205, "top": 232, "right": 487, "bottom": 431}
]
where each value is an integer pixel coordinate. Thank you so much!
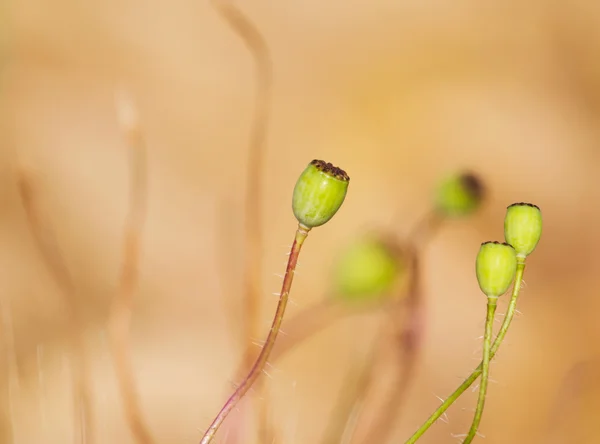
[
  {"left": 404, "top": 261, "right": 526, "bottom": 444},
  {"left": 246, "top": 212, "right": 440, "bottom": 428},
  {"left": 17, "top": 172, "right": 94, "bottom": 444},
  {"left": 463, "top": 297, "right": 497, "bottom": 443},
  {"left": 107, "top": 94, "right": 155, "bottom": 444},
  {"left": 223, "top": 297, "right": 347, "bottom": 443},
  {"left": 250, "top": 294, "right": 365, "bottom": 442},
  {"left": 265, "top": 298, "right": 348, "bottom": 365},
  {"left": 200, "top": 225, "right": 310, "bottom": 444}
]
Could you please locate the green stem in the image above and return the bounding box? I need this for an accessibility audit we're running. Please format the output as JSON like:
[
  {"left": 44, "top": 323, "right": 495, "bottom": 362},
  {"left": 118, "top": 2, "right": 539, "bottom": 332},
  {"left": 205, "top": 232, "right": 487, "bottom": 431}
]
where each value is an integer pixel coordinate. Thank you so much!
[
  {"left": 463, "top": 297, "right": 497, "bottom": 443},
  {"left": 404, "top": 261, "right": 525, "bottom": 444},
  {"left": 199, "top": 224, "right": 310, "bottom": 444}
]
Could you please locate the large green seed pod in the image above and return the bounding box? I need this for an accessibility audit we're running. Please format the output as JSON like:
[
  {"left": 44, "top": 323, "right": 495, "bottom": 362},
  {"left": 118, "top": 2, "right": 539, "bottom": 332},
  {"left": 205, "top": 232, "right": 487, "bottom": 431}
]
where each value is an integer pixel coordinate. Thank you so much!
[
  {"left": 435, "top": 172, "right": 485, "bottom": 217},
  {"left": 504, "top": 203, "right": 542, "bottom": 259},
  {"left": 292, "top": 160, "right": 350, "bottom": 228},
  {"left": 333, "top": 235, "right": 406, "bottom": 304},
  {"left": 476, "top": 241, "right": 517, "bottom": 298}
]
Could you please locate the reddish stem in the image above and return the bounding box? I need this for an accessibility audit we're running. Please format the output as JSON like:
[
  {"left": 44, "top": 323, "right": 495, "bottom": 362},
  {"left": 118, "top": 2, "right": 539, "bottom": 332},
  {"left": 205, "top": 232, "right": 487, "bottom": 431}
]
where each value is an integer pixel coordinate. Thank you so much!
[{"left": 200, "top": 224, "right": 310, "bottom": 444}]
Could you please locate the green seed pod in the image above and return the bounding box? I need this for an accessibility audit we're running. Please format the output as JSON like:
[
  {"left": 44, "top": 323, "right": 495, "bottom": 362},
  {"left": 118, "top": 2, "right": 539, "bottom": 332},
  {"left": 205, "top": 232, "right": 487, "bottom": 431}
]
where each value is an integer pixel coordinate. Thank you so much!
[
  {"left": 504, "top": 203, "right": 542, "bottom": 259},
  {"left": 333, "top": 234, "right": 405, "bottom": 305},
  {"left": 434, "top": 172, "right": 485, "bottom": 217},
  {"left": 292, "top": 160, "right": 350, "bottom": 228},
  {"left": 476, "top": 241, "right": 517, "bottom": 297}
]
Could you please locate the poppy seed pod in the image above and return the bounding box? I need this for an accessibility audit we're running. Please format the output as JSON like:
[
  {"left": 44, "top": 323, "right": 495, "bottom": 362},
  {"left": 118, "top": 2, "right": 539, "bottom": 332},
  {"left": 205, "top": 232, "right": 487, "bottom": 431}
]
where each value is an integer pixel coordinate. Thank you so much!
[
  {"left": 435, "top": 172, "right": 485, "bottom": 217},
  {"left": 333, "top": 235, "right": 405, "bottom": 304},
  {"left": 504, "top": 203, "right": 542, "bottom": 259},
  {"left": 292, "top": 160, "right": 349, "bottom": 228},
  {"left": 476, "top": 241, "right": 517, "bottom": 298}
]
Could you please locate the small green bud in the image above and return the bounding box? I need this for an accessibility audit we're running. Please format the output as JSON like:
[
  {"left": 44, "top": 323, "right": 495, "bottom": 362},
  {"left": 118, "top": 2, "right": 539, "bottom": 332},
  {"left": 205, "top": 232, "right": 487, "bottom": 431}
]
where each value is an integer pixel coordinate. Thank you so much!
[
  {"left": 504, "top": 203, "right": 542, "bottom": 259},
  {"left": 476, "top": 241, "right": 517, "bottom": 298},
  {"left": 292, "top": 160, "right": 349, "bottom": 228},
  {"left": 434, "top": 172, "right": 485, "bottom": 217},
  {"left": 333, "top": 235, "right": 405, "bottom": 304}
]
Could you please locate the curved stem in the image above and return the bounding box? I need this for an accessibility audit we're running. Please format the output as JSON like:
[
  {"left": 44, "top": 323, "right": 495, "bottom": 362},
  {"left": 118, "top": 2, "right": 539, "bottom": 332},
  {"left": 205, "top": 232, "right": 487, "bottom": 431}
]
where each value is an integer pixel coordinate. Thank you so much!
[
  {"left": 270, "top": 210, "right": 439, "bottom": 371},
  {"left": 320, "top": 329, "right": 383, "bottom": 444},
  {"left": 318, "top": 213, "right": 439, "bottom": 444},
  {"left": 220, "top": 291, "right": 349, "bottom": 442},
  {"left": 463, "top": 297, "right": 497, "bottom": 443},
  {"left": 359, "top": 249, "right": 424, "bottom": 444},
  {"left": 199, "top": 224, "right": 310, "bottom": 444},
  {"left": 17, "top": 172, "right": 94, "bottom": 444},
  {"left": 407, "top": 210, "right": 445, "bottom": 248},
  {"left": 228, "top": 298, "right": 344, "bottom": 383},
  {"left": 212, "top": 3, "right": 273, "bottom": 439},
  {"left": 404, "top": 261, "right": 525, "bottom": 444},
  {"left": 108, "top": 93, "right": 155, "bottom": 444},
  {"left": 333, "top": 216, "right": 437, "bottom": 444},
  {"left": 212, "top": 0, "right": 273, "bottom": 360},
  {"left": 0, "top": 297, "right": 17, "bottom": 443},
  {"left": 268, "top": 298, "right": 348, "bottom": 363}
]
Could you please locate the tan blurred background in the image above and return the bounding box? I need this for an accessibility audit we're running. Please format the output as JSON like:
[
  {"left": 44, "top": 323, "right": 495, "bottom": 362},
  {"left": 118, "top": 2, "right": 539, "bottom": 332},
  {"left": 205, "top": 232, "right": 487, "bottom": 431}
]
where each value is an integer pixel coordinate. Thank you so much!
[{"left": 1, "top": 0, "right": 600, "bottom": 443}]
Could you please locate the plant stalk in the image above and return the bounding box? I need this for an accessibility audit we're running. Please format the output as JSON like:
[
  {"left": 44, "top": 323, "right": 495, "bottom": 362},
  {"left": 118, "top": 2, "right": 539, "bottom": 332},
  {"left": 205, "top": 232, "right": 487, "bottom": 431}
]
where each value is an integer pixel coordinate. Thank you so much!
[
  {"left": 359, "top": 249, "right": 424, "bottom": 444},
  {"left": 404, "top": 261, "right": 525, "bottom": 444},
  {"left": 17, "top": 172, "right": 95, "bottom": 444},
  {"left": 199, "top": 224, "right": 310, "bottom": 444},
  {"left": 108, "top": 95, "right": 155, "bottom": 444},
  {"left": 212, "top": 0, "right": 273, "bottom": 364},
  {"left": 462, "top": 297, "right": 497, "bottom": 443}
]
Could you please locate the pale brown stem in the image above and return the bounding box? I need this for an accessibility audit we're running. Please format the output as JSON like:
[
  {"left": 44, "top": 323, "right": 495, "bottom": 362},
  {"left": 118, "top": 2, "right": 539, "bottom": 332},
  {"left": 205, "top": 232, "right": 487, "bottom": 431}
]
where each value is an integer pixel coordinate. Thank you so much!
[
  {"left": 320, "top": 250, "right": 421, "bottom": 444},
  {"left": 322, "top": 213, "right": 440, "bottom": 444},
  {"left": 257, "top": 394, "right": 279, "bottom": 444},
  {"left": 0, "top": 295, "right": 18, "bottom": 443},
  {"left": 216, "top": 197, "right": 242, "bottom": 350},
  {"left": 212, "top": 2, "right": 273, "bottom": 440},
  {"left": 199, "top": 225, "right": 309, "bottom": 444},
  {"left": 320, "top": 331, "right": 384, "bottom": 444},
  {"left": 407, "top": 209, "right": 445, "bottom": 248},
  {"left": 17, "top": 172, "right": 94, "bottom": 444},
  {"left": 359, "top": 252, "right": 424, "bottom": 444},
  {"left": 107, "top": 94, "right": 155, "bottom": 444},
  {"left": 212, "top": 0, "right": 273, "bottom": 361}
]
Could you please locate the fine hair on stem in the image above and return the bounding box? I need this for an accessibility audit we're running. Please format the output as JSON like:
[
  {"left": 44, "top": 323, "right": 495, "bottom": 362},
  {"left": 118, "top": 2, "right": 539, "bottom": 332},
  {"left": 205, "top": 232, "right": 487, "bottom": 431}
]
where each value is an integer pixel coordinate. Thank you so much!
[
  {"left": 199, "top": 224, "right": 310, "bottom": 444},
  {"left": 404, "top": 261, "right": 526, "bottom": 443}
]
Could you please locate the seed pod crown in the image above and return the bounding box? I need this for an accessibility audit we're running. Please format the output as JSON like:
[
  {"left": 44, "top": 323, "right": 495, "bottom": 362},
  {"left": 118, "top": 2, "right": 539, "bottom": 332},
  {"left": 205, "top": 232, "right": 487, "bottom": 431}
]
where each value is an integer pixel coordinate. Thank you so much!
[{"left": 292, "top": 159, "right": 349, "bottom": 228}]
